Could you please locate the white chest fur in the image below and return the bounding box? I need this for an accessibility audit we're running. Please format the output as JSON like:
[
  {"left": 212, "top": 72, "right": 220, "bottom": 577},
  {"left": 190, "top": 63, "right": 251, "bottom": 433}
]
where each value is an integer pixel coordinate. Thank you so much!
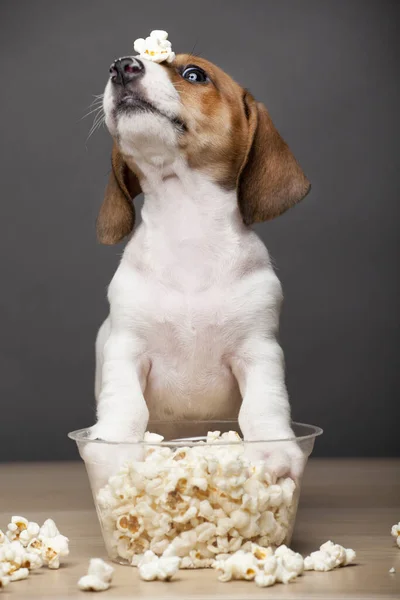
[{"left": 102, "top": 170, "right": 282, "bottom": 421}]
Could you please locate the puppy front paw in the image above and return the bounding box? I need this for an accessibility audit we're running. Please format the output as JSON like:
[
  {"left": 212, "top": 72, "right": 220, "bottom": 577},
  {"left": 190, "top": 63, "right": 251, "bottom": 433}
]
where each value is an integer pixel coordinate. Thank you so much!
[
  {"left": 260, "top": 440, "right": 305, "bottom": 481},
  {"left": 87, "top": 420, "right": 138, "bottom": 443},
  {"left": 82, "top": 421, "right": 145, "bottom": 488},
  {"left": 242, "top": 425, "right": 306, "bottom": 481}
]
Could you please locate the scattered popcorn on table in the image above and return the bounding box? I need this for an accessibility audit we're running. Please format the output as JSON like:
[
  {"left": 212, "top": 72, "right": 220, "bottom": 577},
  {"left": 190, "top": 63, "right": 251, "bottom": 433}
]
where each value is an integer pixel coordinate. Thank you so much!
[
  {"left": 389, "top": 567, "right": 396, "bottom": 574},
  {"left": 213, "top": 550, "right": 258, "bottom": 582},
  {"left": 0, "top": 570, "right": 10, "bottom": 590},
  {"left": 273, "top": 544, "right": 304, "bottom": 582},
  {"left": 96, "top": 431, "right": 300, "bottom": 568},
  {"left": 30, "top": 518, "right": 70, "bottom": 569},
  {"left": 304, "top": 541, "right": 356, "bottom": 572},
  {"left": 138, "top": 550, "right": 181, "bottom": 581},
  {"left": 0, "top": 539, "right": 41, "bottom": 578},
  {"left": 78, "top": 576, "right": 110, "bottom": 592},
  {"left": 0, "top": 516, "right": 68, "bottom": 589},
  {"left": 6, "top": 516, "right": 40, "bottom": 545},
  {"left": 9, "top": 567, "right": 29, "bottom": 582},
  {"left": 134, "top": 30, "right": 175, "bottom": 64},
  {"left": 78, "top": 558, "right": 114, "bottom": 592},
  {"left": 212, "top": 544, "right": 304, "bottom": 587},
  {"left": 391, "top": 522, "right": 400, "bottom": 549}
]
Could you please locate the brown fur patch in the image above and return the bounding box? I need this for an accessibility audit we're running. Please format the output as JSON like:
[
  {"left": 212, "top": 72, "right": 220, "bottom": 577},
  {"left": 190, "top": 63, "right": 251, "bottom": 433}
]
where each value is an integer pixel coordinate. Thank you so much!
[
  {"left": 163, "top": 55, "right": 310, "bottom": 216},
  {"left": 238, "top": 93, "right": 311, "bottom": 224},
  {"left": 96, "top": 144, "right": 142, "bottom": 245},
  {"left": 164, "top": 55, "right": 250, "bottom": 189}
]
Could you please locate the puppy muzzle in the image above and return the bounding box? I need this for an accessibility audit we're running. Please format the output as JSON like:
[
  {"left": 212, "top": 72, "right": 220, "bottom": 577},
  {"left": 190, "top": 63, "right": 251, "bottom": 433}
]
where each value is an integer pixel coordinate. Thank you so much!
[{"left": 109, "top": 57, "right": 144, "bottom": 86}]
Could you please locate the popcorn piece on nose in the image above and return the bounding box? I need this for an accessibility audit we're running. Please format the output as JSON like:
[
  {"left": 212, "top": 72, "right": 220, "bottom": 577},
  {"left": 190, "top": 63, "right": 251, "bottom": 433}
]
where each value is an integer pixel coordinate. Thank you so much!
[
  {"left": 134, "top": 30, "right": 175, "bottom": 64},
  {"left": 150, "top": 30, "right": 168, "bottom": 41}
]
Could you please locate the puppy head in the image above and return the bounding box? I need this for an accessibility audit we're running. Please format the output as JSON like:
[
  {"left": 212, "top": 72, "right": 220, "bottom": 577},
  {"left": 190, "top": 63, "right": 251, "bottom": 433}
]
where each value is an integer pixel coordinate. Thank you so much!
[{"left": 98, "top": 54, "right": 310, "bottom": 244}]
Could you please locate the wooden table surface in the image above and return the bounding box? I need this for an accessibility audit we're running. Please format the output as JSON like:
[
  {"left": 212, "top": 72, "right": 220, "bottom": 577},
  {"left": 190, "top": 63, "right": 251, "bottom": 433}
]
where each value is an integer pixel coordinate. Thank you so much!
[{"left": 0, "top": 459, "right": 399, "bottom": 599}]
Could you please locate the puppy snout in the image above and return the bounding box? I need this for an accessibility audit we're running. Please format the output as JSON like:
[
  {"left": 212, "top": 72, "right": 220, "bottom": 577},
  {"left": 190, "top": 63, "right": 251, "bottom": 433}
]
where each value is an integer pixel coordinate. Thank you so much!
[{"left": 109, "top": 57, "right": 144, "bottom": 86}]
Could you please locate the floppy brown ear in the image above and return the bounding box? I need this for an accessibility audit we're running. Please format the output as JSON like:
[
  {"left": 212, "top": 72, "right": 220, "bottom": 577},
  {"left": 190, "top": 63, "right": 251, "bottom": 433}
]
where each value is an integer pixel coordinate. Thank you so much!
[
  {"left": 96, "top": 144, "right": 142, "bottom": 245},
  {"left": 238, "top": 93, "right": 311, "bottom": 225}
]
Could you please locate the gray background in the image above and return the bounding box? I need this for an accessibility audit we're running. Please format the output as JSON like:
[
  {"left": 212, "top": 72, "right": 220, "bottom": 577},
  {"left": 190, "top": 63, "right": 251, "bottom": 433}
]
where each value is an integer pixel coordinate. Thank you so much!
[{"left": 0, "top": 0, "right": 399, "bottom": 461}]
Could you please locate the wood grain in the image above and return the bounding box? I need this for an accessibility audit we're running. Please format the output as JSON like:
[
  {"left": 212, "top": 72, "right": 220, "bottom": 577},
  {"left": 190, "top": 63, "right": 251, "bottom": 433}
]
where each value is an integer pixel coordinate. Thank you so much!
[{"left": 0, "top": 459, "right": 399, "bottom": 599}]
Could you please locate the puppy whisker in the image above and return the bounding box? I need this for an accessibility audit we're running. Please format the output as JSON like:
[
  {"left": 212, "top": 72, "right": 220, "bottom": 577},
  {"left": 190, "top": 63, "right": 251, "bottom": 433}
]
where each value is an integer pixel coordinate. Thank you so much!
[
  {"left": 89, "top": 97, "right": 104, "bottom": 106},
  {"left": 87, "top": 96, "right": 104, "bottom": 109},
  {"left": 86, "top": 112, "right": 105, "bottom": 143},
  {"left": 81, "top": 106, "right": 104, "bottom": 120}
]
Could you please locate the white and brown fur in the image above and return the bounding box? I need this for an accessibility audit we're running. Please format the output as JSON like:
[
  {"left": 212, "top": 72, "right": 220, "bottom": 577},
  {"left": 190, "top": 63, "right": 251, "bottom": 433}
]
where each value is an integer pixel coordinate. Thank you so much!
[{"left": 89, "top": 53, "right": 310, "bottom": 479}]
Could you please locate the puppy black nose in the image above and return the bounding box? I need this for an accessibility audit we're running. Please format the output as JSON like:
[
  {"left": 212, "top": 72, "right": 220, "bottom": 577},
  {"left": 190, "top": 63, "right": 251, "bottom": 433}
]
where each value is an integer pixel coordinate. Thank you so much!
[{"left": 109, "top": 57, "right": 144, "bottom": 85}]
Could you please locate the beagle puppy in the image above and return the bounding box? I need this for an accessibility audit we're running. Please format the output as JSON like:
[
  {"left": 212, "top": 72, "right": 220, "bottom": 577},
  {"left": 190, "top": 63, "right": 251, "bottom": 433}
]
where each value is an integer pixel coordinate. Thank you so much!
[{"left": 90, "top": 53, "right": 310, "bottom": 479}]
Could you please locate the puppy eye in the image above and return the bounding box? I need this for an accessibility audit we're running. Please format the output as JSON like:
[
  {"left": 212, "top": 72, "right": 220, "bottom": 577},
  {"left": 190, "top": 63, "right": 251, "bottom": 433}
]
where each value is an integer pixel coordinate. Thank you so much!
[{"left": 182, "top": 66, "right": 208, "bottom": 83}]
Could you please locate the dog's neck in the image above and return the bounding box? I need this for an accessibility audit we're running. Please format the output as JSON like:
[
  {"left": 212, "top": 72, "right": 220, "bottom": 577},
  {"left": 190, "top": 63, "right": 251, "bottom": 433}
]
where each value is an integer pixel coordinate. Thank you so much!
[
  {"left": 127, "top": 152, "right": 245, "bottom": 238},
  {"left": 124, "top": 155, "right": 247, "bottom": 287}
]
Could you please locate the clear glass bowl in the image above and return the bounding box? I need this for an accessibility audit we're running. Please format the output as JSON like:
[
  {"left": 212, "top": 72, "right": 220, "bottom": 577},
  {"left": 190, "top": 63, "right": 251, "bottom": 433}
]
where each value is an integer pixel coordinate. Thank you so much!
[{"left": 68, "top": 421, "right": 322, "bottom": 567}]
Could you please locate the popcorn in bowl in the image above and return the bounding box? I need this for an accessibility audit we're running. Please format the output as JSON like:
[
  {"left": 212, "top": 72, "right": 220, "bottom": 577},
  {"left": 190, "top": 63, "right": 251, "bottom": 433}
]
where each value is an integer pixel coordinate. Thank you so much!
[
  {"left": 93, "top": 430, "right": 301, "bottom": 568},
  {"left": 134, "top": 30, "right": 175, "bottom": 64}
]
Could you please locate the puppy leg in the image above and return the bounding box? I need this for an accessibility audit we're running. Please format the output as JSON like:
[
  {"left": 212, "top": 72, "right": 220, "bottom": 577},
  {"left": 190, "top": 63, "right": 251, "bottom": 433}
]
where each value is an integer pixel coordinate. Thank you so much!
[
  {"left": 94, "top": 317, "right": 111, "bottom": 403},
  {"left": 91, "top": 330, "right": 149, "bottom": 442},
  {"left": 84, "top": 331, "right": 150, "bottom": 485},
  {"left": 230, "top": 338, "right": 305, "bottom": 480}
]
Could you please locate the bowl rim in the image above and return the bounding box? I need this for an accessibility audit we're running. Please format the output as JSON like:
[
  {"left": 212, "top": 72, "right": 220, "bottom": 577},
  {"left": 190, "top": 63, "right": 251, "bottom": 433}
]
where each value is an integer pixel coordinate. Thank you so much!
[{"left": 68, "top": 421, "right": 323, "bottom": 446}]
